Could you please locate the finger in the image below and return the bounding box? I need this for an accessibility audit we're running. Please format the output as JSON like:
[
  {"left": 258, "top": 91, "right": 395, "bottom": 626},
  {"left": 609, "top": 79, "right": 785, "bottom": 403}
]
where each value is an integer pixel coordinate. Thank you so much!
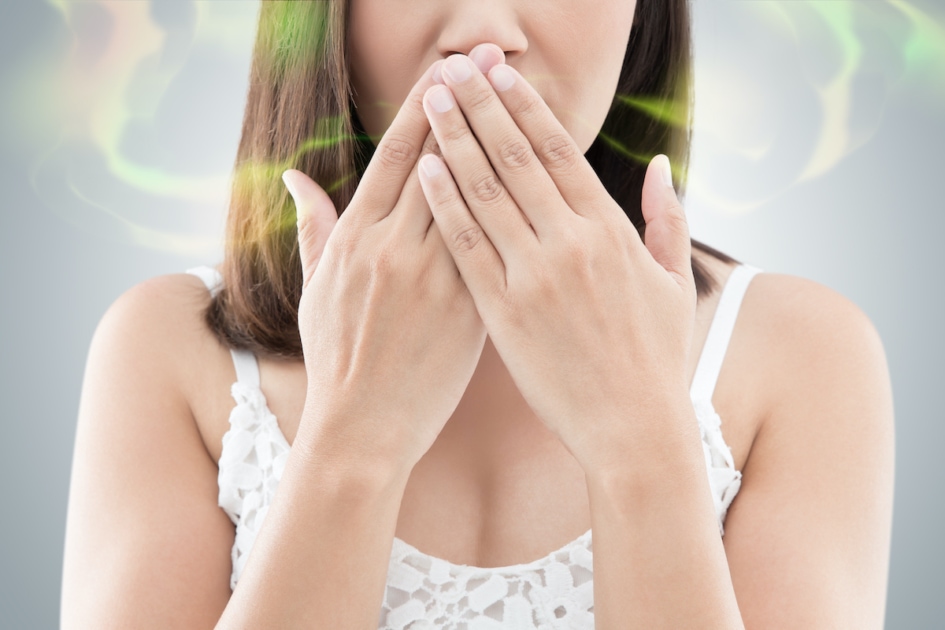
[
  {"left": 387, "top": 130, "right": 442, "bottom": 238},
  {"left": 343, "top": 59, "right": 446, "bottom": 228},
  {"left": 467, "top": 43, "right": 506, "bottom": 77},
  {"left": 436, "top": 42, "right": 506, "bottom": 83},
  {"left": 437, "top": 53, "right": 571, "bottom": 242},
  {"left": 424, "top": 214, "right": 462, "bottom": 282},
  {"left": 641, "top": 155, "right": 693, "bottom": 288},
  {"left": 417, "top": 153, "right": 506, "bottom": 309},
  {"left": 283, "top": 169, "right": 339, "bottom": 292},
  {"left": 485, "top": 63, "right": 612, "bottom": 220},
  {"left": 422, "top": 81, "right": 538, "bottom": 269}
]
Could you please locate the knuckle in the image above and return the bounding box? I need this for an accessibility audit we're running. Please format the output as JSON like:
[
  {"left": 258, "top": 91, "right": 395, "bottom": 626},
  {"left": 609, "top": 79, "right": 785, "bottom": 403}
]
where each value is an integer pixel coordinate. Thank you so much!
[
  {"left": 427, "top": 180, "right": 456, "bottom": 209},
  {"left": 442, "top": 122, "right": 470, "bottom": 144},
  {"left": 449, "top": 224, "right": 486, "bottom": 255},
  {"left": 666, "top": 202, "right": 690, "bottom": 234},
  {"left": 404, "top": 89, "right": 426, "bottom": 113},
  {"left": 367, "top": 244, "right": 398, "bottom": 276},
  {"left": 559, "top": 234, "right": 591, "bottom": 270},
  {"left": 496, "top": 136, "right": 533, "bottom": 172},
  {"left": 469, "top": 172, "right": 505, "bottom": 205},
  {"left": 508, "top": 89, "right": 541, "bottom": 120},
  {"left": 464, "top": 87, "right": 494, "bottom": 114},
  {"left": 377, "top": 135, "right": 417, "bottom": 169},
  {"left": 539, "top": 133, "right": 578, "bottom": 170}
]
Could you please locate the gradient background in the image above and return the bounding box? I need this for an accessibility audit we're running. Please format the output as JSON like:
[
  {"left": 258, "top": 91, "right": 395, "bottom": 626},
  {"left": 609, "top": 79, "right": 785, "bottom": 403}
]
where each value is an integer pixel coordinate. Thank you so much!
[{"left": 1, "top": 1, "right": 942, "bottom": 627}]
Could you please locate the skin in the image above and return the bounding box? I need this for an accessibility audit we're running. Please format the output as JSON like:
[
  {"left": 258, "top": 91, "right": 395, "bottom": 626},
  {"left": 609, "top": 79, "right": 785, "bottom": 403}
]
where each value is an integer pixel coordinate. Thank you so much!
[
  {"left": 344, "top": 0, "right": 644, "bottom": 476},
  {"left": 61, "top": 0, "right": 895, "bottom": 627},
  {"left": 347, "top": 0, "right": 634, "bottom": 155}
]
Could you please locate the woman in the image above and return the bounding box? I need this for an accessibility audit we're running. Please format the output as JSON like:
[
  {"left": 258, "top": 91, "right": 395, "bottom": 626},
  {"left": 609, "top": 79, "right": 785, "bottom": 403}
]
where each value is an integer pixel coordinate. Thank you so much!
[{"left": 61, "top": 1, "right": 894, "bottom": 627}]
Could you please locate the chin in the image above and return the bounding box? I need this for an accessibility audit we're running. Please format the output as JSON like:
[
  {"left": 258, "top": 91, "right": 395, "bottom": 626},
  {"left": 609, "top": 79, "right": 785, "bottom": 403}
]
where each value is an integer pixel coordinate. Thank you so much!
[
  {"left": 569, "top": 127, "right": 599, "bottom": 157},
  {"left": 550, "top": 106, "right": 605, "bottom": 156}
]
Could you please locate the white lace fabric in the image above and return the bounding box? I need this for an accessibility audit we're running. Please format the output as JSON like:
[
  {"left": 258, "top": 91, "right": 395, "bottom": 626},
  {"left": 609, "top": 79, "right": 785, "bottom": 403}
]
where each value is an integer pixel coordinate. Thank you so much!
[
  {"left": 188, "top": 263, "right": 762, "bottom": 629},
  {"left": 217, "top": 380, "right": 291, "bottom": 589}
]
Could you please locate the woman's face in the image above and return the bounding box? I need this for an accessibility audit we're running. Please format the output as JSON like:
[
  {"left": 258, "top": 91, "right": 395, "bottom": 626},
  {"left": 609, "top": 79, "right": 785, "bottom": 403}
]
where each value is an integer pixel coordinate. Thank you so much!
[{"left": 347, "top": 0, "right": 637, "bottom": 155}]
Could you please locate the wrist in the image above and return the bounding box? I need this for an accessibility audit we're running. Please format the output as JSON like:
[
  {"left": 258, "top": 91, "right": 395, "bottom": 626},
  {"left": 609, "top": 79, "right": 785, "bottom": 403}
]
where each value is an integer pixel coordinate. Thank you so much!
[
  {"left": 577, "top": 390, "right": 703, "bottom": 481},
  {"left": 294, "top": 402, "right": 417, "bottom": 491}
]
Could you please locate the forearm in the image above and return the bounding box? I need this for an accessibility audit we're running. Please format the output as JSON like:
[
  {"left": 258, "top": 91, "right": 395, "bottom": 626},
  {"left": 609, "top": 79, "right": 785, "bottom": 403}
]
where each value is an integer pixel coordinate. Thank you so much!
[
  {"left": 215, "top": 408, "right": 412, "bottom": 630},
  {"left": 584, "top": 400, "right": 744, "bottom": 629}
]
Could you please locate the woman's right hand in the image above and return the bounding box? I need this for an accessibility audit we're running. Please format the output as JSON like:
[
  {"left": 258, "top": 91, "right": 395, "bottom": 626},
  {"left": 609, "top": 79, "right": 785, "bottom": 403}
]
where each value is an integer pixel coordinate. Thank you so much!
[{"left": 283, "top": 56, "right": 500, "bottom": 474}]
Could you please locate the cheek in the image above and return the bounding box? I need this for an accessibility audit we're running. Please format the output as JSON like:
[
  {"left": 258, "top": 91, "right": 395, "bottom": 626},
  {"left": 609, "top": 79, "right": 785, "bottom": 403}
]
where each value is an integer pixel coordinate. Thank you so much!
[
  {"left": 547, "top": 55, "right": 624, "bottom": 155},
  {"left": 536, "top": 5, "right": 634, "bottom": 153},
  {"left": 348, "top": 12, "right": 425, "bottom": 140}
]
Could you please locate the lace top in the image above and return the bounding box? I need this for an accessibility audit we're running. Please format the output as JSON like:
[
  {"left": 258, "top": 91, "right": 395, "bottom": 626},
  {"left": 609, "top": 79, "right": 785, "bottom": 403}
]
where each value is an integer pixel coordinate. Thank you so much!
[{"left": 186, "top": 262, "right": 764, "bottom": 629}]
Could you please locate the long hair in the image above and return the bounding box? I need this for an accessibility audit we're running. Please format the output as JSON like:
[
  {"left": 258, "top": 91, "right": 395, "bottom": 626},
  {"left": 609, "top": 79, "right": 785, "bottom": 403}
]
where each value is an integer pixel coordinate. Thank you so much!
[{"left": 207, "top": 0, "right": 738, "bottom": 359}]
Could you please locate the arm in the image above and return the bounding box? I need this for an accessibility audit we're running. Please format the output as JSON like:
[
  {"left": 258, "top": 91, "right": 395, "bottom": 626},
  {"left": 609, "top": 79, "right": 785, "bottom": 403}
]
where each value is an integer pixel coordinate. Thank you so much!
[
  {"left": 721, "top": 275, "right": 894, "bottom": 628},
  {"left": 216, "top": 405, "right": 412, "bottom": 629},
  {"left": 61, "top": 275, "right": 234, "bottom": 628},
  {"left": 585, "top": 274, "right": 894, "bottom": 628},
  {"left": 61, "top": 275, "right": 412, "bottom": 629}
]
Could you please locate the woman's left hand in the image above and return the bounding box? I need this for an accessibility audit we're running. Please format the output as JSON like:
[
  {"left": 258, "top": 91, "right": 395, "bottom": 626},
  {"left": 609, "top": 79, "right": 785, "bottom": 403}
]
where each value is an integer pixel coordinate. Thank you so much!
[{"left": 417, "top": 54, "right": 698, "bottom": 473}]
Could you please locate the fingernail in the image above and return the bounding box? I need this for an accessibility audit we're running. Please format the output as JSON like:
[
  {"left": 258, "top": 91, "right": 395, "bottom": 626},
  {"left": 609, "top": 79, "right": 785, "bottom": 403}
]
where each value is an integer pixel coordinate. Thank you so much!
[
  {"left": 282, "top": 170, "right": 309, "bottom": 221},
  {"left": 489, "top": 65, "right": 515, "bottom": 92},
  {"left": 428, "top": 85, "right": 455, "bottom": 113},
  {"left": 659, "top": 155, "right": 674, "bottom": 189},
  {"left": 419, "top": 154, "right": 443, "bottom": 178},
  {"left": 432, "top": 60, "right": 445, "bottom": 84},
  {"left": 469, "top": 44, "right": 504, "bottom": 74},
  {"left": 282, "top": 170, "right": 300, "bottom": 200},
  {"left": 444, "top": 55, "right": 472, "bottom": 83}
]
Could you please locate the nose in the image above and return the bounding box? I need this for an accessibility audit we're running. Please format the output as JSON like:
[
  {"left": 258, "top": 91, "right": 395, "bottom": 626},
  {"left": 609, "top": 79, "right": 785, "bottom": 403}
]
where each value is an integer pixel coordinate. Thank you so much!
[{"left": 435, "top": 0, "right": 528, "bottom": 61}]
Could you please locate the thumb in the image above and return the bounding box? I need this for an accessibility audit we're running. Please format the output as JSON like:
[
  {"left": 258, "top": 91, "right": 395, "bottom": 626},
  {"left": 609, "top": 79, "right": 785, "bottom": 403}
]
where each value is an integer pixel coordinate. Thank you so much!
[
  {"left": 283, "top": 169, "right": 338, "bottom": 291},
  {"left": 640, "top": 155, "right": 693, "bottom": 288}
]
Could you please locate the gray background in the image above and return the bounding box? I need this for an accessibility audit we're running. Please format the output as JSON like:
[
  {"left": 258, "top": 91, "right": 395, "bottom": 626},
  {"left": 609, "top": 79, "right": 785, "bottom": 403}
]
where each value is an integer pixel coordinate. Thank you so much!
[{"left": 1, "top": 1, "right": 942, "bottom": 627}]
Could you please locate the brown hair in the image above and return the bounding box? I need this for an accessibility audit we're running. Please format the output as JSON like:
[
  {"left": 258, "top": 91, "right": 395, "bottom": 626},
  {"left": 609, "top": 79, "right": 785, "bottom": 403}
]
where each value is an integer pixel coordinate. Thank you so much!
[{"left": 207, "top": 0, "right": 738, "bottom": 359}]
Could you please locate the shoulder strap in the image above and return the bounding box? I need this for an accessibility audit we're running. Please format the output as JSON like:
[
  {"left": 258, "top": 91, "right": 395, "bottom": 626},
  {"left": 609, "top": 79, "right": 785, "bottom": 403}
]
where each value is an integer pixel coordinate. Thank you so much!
[
  {"left": 229, "top": 348, "right": 261, "bottom": 388},
  {"left": 184, "top": 265, "right": 260, "bottom": 389},
  {"left": 185, "top": 265, "right": 223, "bottom": 297},
  {"left": 689, "top": 263, "right": 764, "bottom": 403}
]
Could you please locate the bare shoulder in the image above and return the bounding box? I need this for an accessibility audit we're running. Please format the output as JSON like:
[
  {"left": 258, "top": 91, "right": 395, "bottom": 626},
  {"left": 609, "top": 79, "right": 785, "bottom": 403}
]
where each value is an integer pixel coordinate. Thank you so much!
[
  {"left": 63, "top": 271, "right": 236, "bottom": 627},
  {"left": 102, "top": 270, "right": 220, "bottom": 349},
  {"left": 96, "top": 270, "right": 236, "bottom": 458},
  {"left": 87, "top": 274, "right": 197, "bottom": 428},
  {"left": 720, "top": 270, "right": 894, "bottom": 628},
  {"left": 733, "top": 269, "right": 893, "bottom": 457},
  {"left": 96, "top": 272, "right": 210, "bottom": 358},
  {"left": 747, "top": 271, "right": 886, "bottom": 347},
  {"left": 743, "top": 271, "right": 891, "bottom": 411}
]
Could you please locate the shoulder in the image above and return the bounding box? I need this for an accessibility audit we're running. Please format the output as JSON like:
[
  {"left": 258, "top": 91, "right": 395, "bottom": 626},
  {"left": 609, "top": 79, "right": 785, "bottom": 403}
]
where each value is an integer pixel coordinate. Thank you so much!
[
  {"left": 92, "top": 270, "right": 233, "bottom": 448},
  {"left": 735, "top": 270, "right": 894, "bottom": 492},
  {"left": 95, "top": 271, "right": 221, "bottom": 378},
  {"left": 101, "top": 270, "right": 215, "bottom": 332},
  {"left": 718, "top": 270, "right": 894, "bottom": 627},
  {"left": 65, "top": 270, "right": 235, "bottom": 623},
  {"left": 746, "top": 271, "right": 883, "bottom": 344},
  {"left": 693, "top": 252, "right": 889, "bottom": 421},
  {"left": 744, "top": 272, "right": 890, "bottom": 408}
]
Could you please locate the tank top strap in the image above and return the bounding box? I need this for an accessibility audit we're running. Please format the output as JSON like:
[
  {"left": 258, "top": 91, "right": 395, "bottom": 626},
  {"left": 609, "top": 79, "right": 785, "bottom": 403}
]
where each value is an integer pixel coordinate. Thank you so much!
[
  {"left": 229, "top": 348, "right": 261, "bottom": 388},
  {"left": 184, "top": 265, "right": 260, "bottom": 389},
  {"left": 689, "top": 263, "right": 764, "bottom": 403},
  {"left": 184, "top": 265, "right": 223, "bottom": 298}
]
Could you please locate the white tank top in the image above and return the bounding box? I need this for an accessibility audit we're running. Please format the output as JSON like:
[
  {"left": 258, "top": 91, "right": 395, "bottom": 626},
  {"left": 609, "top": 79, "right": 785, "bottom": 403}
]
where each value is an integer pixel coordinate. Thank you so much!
[{"left": 186, "top": 262, "right": 763, "bottom": 629}]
